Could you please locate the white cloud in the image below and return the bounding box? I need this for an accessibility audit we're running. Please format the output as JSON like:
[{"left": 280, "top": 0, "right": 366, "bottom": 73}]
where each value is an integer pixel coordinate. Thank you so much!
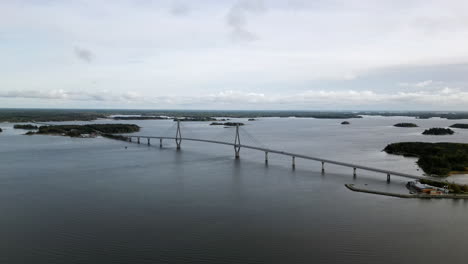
[
  {"left": 1, "top": 1, "right": 468, "bottom": 109},
  {"left": 226, "top": 0, "right": 266, "bottom": 41},
  {"left": 170, "top": 2, "right": 190, "bottom": 16},
  {"left": 398, "top": 80, "right": 434, "bottom": 88},
  {"left": 74, "top": 47, "right": 94, "bottom": 63},
  {"left": 2, "top": 88, "right": 468, "bottom": 109}
]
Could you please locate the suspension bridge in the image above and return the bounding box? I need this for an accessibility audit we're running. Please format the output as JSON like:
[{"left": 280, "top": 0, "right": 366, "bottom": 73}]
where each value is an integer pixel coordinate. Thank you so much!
[{"left": 122, "top": 120, "right": 434, "bottom": 184}]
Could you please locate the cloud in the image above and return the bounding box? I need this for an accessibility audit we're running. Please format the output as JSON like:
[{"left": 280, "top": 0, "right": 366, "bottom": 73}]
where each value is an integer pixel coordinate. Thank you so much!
[
  {"left": 0, "top": 89, "right": 107, "bottom": 101},
  {"left": 170, "top": 2, "right": 190, "bottom": 16},
  {"left": 3, "top": 88, "right": 467, "bottom": 109},
  {"left": 226, "top": 0, "right": 266, "bottom": 41},
  {"left": 398, "top": 80, "right": 434, "bottom": 88},
  {"left": 74, "top": 47, "right": 94, "bottom": 63}
]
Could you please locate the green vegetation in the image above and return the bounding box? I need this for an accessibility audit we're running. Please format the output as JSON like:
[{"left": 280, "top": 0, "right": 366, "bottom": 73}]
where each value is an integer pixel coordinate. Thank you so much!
[
  {"left": 0, "top": 109, "right": 365, "bottom": 122},
  {"left": 0, "top": 109, "right": 107, "bottom": 122},
  {"left": 4, "top": 109, "right": 468, "bottom": 122},
  {"left": 14, "top": 124, "right": 38, "bottom": 130},
  {"left": 341, "top": 121, "right": 350, "bottom": 125},
  {"left": 419, "top": 179, "right": 468, "bottom": 194},
  {"left": 422, "top": 128, "right": 454, "bottom": 135},
  {"left": 450, "top": 124, "right": 468, "bottom": 129},
  {"left": 357, "top": 111, "right": 468, "bottom": 119},
  {"left": 175, "top": 117, "right": 217, "bottom": 122},
  {"left": 394, "top": 123, "right": 418, "bottom": 127},
  {"left": 31, "top": 124, "right": 139, "bottom": 137},
  {"left": 384, "top": 142, "right": 468, "bottom": 176},
  {"left": 113, "top": 116, "right": 169, "bottom": 120},
  {"left": 210, "top": 122, "right": 245, "bottom": 126}
]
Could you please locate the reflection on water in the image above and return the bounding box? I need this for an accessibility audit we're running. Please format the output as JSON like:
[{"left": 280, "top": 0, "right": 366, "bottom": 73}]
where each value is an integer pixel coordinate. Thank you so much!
[{"left": 1, "top": 117, "right": 468, "bottom": 263}]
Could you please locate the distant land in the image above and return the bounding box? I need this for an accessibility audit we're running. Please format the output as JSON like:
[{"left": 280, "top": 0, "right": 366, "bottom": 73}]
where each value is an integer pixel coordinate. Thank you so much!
[
  {"left": 394, "top": 123, "right": 418, "bottom": 127},
  {"left": 384, "top": 142, "right": 468, "bottom": 176},
  {"left": 25, "top": 124, "right": 140, "bottom": 138},
  {"left": 2, "top": 109, "right": 468, "bottom": 122}
]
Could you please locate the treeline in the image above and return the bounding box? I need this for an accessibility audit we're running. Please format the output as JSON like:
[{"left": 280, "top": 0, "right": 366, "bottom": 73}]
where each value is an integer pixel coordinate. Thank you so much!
[
  {"left": 422, "top": 128, "right": 454, "bottom": 135},
  {"left": 394, "top": 123, "right": 418, "bottom": 127},
  {"left": 450, "top": 124, "right": 468, "bottom": 129},
  {"left": 0, "top": 109, "right": 107, "bottom": 122},
  {"left": 113, "top": 116, "right": 169, "bottom": 120},
  {"left": 33, "top": 124, "right": 140, "bottom": 137},
  {"left": 210, "top": 122, "right": 245, "bottom": 126},
  {"left": 384, "top": 142, "right": 468, "bottom": 176},
  {"left": 14, "top": 124, "right": 38, "bottom": 130}
]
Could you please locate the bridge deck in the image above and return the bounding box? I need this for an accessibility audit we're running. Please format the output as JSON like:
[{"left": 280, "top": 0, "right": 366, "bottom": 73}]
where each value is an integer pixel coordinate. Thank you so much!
[{"left": 127, "top": 135, "right": 437, "bottom": 182}]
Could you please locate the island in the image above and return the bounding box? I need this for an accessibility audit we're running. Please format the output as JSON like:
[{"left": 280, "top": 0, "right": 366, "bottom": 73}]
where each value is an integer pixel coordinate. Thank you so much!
[
  {"left": 27, "top": 124, "right": 140, "bottom": 138},
  {"left": 174, "top": 117, "right": 217, "bottom": 122},
  {"left": 422, "top": 128, "right": 454, "bottom": 135},
  {"left": 210, "top": 122, "right": 245, "bottom": 126},
  {"left": 384, "top": 142, "right": 468, "bottom": 176},
  {"left": 0, "top": 128, "right": 2, "bottom": 133},
  {"left": 450, "top": 124, "right": 468, "bottom": 129},
  {"left": 394, "top": 123, "right": 418, "bottom": 127},
  {"left": 248, "top": 118, "right": 256, "bottom": 121},
  {"left": 341, "top": 121, "right": 350, "bottom": 125},
  {"left": 14, "top": 124, "right": 39, "bottom": 130},
  {"left": 113, "top": 116, "right": 169, "bottom": 120}
]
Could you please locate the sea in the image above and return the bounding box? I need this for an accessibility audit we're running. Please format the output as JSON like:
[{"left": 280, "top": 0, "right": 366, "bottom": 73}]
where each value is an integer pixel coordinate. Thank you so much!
[{"left": 1, "top": 116, "right": 468, "bottom": 263}]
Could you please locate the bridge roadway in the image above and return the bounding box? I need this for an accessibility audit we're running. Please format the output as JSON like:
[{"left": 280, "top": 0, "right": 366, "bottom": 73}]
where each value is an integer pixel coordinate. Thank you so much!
[{"left": 127, "top": 135, "right": 439, "bottom": 183}]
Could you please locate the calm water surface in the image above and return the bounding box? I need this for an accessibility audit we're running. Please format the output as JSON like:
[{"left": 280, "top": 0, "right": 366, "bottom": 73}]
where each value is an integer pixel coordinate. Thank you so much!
[{"left": 1, "top": 117, "right": 468, "bottom": 263}]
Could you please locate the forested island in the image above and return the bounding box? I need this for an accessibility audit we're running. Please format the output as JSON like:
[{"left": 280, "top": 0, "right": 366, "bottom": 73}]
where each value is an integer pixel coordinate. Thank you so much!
[
  {"left": 175, "top": 117, "right": 217, "bottom": 122},
  {"left": 210, "top": 122, "right": 245, "bottom": 126},
  {"left": 27, "top": 124, "right": 139, "bottom": 138},
  {"left": 394, "top": 123, "right": 418, "bottom": 127},
  {"left": 14, "top": 124, "right": 38, "bottom": 130},
  {"left": 384, "top": 142, "right": 468, "bottom": 176},
  {"left": 422, "top": 128, "right": 454, "bottom": 135},
  {"left": 113, "top": 116, "right": 169, "bottom": 120},
  {"left": 341, "top": 121, "right": 350, "bottom": 125},
  {"left": 450, "top": 124, "right": 468, "bottom": 129},
  {"left": 0, "top": 128, "right": 2, "bottom": 133}
]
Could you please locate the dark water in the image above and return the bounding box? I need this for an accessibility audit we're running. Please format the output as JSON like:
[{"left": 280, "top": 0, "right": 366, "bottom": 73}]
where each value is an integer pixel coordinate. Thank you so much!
[{"left": 1, "top": 117, "right": 468, "bottom": 263}]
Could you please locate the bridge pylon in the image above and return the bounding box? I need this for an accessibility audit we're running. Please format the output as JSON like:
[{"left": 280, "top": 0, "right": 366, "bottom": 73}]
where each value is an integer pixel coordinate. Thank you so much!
[
  {"left": 234, "top": 124, "right": 241, "bottom": 159},
  {"left": 175, "top": 120, "right": 182, "bottom": 150}
]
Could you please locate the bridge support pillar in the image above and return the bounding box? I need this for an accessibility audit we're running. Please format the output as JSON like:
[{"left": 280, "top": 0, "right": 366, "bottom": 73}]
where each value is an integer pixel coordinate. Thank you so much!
[
  {"left": 321, "top": 162, "right": 325, "bottom": 173},
  {"left": 292, "top": 156, "right": 296, "bottom": 170},
  {"left": 147, "top": 138, "right": 150, "bottom": 146},
  {"left": 160, "top": 138, "right": 163, "bottom": 148},
  {"left": 137, "top": 137, "right": 140, "bottom": 144},
  {"left": 265, "top": 152, "right": 268, "bottom": 164},
  {"left": 234, "top": 124, "right": 241, "bottom": 159},
  {"left": 387, "top": 173, "right": 391, "bottom": 183},
  {"left": 175, "top": 120, "right": 182, "bottom": 150},
  {"left": 129, "top": 137, "right": 132, "bottom": 143},
  {"left": 353, "top": 168, "right": 356, "bottom": 178}
]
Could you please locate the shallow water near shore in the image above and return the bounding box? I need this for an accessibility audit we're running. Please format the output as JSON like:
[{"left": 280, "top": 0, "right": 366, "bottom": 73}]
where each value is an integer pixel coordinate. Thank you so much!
[{"left": 1, "top": 116, "right": 468, "bottom": 263}]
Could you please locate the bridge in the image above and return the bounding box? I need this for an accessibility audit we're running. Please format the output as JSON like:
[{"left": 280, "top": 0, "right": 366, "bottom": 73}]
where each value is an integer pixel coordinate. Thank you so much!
[{"left": 123, "top": 120, "right": 436, "bottom": 184}]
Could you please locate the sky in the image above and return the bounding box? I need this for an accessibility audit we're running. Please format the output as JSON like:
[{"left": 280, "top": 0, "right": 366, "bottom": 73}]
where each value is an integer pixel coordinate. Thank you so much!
[{"left": 1, "top": 0, "right": 468, "bottom": 110}]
